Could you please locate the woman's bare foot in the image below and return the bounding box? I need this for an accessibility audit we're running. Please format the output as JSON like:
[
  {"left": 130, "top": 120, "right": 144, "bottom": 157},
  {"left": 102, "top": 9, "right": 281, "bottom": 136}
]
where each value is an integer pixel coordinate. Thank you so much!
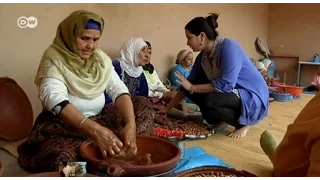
[
  {"left": 213, "top": 121, "right": 228, "bottom": 132},
  {"left": 228, "top": 126, "right": 250, "bottom": 138}
]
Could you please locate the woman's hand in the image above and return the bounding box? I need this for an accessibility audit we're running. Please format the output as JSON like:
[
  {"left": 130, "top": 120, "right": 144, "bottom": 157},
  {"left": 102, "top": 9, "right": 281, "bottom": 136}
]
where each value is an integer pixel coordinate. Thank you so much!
[
  {"left": 171, "top": 89, "right": 178, "bottom": 97},
  {"left": 121, "top": 122, "right": 137, "bottom": 156},
  {"left": 163, "top": 91, "right": 171, "bottom": 99},
  {"left": 93, "top": 125, "right": 123, "bottom": 158},
  {"left": 162, "top": 90, "right": 177, "bottom": 100},
  {"left": 268, "top": 86, "right": 279, "bottom": 92},
  {"left": 175, "top": 72, "right": 193, "bottom": 91},
  {"left": 154, "top": 105, "right": 168, "bottom": 114}
]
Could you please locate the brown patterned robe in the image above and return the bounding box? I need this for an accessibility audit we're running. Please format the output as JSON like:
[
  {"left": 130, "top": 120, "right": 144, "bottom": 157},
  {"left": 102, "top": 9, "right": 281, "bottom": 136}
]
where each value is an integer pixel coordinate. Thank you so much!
[{"left": 17, "top": 96, "right": 155, "bottom": 173}]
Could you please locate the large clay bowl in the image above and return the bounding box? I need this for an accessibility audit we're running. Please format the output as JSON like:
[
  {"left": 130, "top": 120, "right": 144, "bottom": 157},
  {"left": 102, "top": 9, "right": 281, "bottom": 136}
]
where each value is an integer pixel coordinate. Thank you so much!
[
  {"left": 27, "top": 172, "right": 98, "bottom": 177},
  {"left": 0, "top": 77, "right": 34, "bottom": 141},
  {"left": 79, "top": 135, "right": 181, "bottom": 177},
  {"left": 0, "top": 160, "right": 4, "bottom": 176}
]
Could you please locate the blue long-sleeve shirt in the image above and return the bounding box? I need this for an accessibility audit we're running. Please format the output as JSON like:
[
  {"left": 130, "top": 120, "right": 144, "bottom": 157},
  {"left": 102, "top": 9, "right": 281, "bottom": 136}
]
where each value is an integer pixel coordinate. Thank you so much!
[
  {"left": 169, "top": 64, "right": 192, "bottom": 88},
  {"left": 105, "top": 60, "right": 148, "bottom": 104},
  {"left": 185, "top": 38, "right": 269, "bottom": 125}
]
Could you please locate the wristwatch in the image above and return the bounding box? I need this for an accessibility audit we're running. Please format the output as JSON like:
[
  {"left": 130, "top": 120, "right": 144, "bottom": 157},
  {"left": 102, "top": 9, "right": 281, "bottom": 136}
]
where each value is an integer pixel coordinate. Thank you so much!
[{"left": 52, "top": 100, "right": 70, "bottom": 115}]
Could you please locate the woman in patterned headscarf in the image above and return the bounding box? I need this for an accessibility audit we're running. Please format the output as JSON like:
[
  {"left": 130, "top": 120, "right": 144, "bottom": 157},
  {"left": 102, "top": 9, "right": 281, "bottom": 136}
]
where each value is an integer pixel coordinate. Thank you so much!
[
  {"left": 169, "top": 49, "right": 197, "bottom": 109},
  {"left": 17, "top": 10, "right": 154, "bottom": 173},
  {"left": 157, "top": 13, "right": 269, "bottom": 139},
  {"left": 169, "top": 49, "right": 194, "bottom": 91}
]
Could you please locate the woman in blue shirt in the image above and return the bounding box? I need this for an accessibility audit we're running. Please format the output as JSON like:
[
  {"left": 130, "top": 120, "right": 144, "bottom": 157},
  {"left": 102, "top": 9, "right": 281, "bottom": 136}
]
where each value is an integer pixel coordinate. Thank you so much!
[
  {"left": 161, "top": 13, "right": 269, "bottom": 139},
  {"left": 105, "top": 37, "right": 149, "bottom": 104},
  {"left": 169, "top": 49, "right": 194, "bottom": 104}
]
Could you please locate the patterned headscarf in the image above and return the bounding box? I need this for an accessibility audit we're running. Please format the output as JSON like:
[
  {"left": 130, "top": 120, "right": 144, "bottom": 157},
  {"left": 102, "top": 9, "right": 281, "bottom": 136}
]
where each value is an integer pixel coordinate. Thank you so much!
[{"left": 175, "top": 49, "right": 192, "bottom": 64}]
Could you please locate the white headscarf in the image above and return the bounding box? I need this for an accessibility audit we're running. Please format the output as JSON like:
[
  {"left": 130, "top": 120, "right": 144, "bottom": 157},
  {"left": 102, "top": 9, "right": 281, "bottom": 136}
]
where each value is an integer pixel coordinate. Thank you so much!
[
  {"left": 119, "top": 37, "right": 147, "bottom": 78},
  {"left": 255, "top": 62, "right": 267, "bottom": 72},
  {"left": 260, "top": 58, "right": 272, "bottom": 69}
]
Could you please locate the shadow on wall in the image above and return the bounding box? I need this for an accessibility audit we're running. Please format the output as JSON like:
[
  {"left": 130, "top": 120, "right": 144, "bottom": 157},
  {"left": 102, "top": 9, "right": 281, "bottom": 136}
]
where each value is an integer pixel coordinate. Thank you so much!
[
  {"left": 254, "top": 38, "right": 269, "bottom": 60},
  {"left": 164, "top": 55, "right": 176, "bottom": 79},
  {"left": 255, "top": 41, "right": 263, "bottom": 58},
  {"left": 166, "top": 55, "right": 175, "bottom": 67},
  {"left": 102, "top": 50, "right": 119, "bottom": 60}
]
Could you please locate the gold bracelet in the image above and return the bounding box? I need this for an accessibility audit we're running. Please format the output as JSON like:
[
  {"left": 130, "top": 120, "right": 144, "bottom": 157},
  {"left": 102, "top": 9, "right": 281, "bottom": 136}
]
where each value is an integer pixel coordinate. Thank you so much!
[{"left": 78, "top": 117, "right": 88, "bottom": 129}]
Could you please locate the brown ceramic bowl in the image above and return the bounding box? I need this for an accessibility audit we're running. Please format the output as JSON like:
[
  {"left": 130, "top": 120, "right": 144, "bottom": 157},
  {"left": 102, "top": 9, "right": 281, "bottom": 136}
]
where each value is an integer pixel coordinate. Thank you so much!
[
  {"left": 0, "top": 160, "right": 4, "bottom": 176},
  {"left": 79, "top": 135, "right": 181, "bottom": 177},
  {"left": 0, "top": 77, "right": 34, "bottom": 141},
  {"left": 27, "top": 172, "right": 98, "bottom": 177}
]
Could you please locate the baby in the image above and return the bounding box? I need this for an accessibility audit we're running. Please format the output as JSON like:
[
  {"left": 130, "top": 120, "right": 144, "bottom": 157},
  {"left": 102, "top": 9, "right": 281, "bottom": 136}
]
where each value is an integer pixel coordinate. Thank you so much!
[{"left": 304, "top": 67, "right": 320, "bottom": 92}]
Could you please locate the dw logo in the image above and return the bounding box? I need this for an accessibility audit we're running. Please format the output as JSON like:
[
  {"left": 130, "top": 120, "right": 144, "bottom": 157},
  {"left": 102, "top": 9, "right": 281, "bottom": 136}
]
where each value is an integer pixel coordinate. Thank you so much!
[{"left": 17, "top": 16, "right": 38, "bottom": 28}]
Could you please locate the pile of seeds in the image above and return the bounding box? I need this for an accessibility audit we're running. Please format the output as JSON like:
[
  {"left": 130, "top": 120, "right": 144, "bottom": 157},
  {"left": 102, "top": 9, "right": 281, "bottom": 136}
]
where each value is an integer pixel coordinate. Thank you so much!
[
  {"left": 172, "top": 166, "right": 257, "bottom": 177},
  {"left": 154, "top": 118, "right": 210, "bottom": 136},
  {"left": 192, "top": 171, "right": 237, "bottom": 177}
]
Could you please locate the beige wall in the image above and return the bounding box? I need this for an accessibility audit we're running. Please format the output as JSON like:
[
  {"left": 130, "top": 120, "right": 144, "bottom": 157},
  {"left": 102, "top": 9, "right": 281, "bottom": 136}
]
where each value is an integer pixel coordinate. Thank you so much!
[
  {"left": 0, "top": 3, "right": 269, "bottom": 118},
  {"left": 268, "top": 3, "right": 320, "bottom": 86}
]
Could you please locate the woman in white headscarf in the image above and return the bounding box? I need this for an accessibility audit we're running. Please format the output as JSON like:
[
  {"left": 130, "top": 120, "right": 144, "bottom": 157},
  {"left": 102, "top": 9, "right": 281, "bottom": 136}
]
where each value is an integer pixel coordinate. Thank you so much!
[
  {"left": 255, "top": 62, "right": 279, "bottom": 93},
  {"left": 105, "top": 38, "right": 183, "bottom": 127},
  {"left": 104, "top": 37, "right": 155, "bottom": 136},
  {"left": 105, "top": 37, "right": 150, "bottom": 104},
  {"left": 255, "top": 61, "right": 268, "bottom": 73}
]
